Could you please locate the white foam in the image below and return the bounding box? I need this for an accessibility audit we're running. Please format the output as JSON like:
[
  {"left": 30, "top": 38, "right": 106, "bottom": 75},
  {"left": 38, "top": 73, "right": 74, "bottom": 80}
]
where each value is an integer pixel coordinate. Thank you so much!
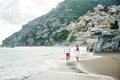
[
  {"left": 0, "top": 47, "right": 60, "bottom": 80},
  {"left": 0, "top": 46, "right": 92, "bottom": 80}
]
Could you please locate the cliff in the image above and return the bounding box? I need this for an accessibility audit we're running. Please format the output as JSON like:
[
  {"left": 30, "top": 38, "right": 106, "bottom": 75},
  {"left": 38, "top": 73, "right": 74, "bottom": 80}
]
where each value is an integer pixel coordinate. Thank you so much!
[
  {"left": 2, "top": 0, "right": 120, "bottom": 47},
  {"left": 87, "top": 30, "right": 120, "bottom": 52}
]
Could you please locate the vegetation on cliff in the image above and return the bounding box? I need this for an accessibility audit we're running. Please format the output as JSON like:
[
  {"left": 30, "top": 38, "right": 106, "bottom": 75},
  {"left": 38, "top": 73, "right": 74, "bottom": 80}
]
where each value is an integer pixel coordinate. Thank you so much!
[{"left": 2, "top": 0, "right": 120, "bottom": 47}]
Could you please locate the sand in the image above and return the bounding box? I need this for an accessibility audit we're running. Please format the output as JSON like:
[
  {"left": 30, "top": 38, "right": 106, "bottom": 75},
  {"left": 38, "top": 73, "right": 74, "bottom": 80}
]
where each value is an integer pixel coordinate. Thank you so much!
[
  {"left": 78, "top": 53, "right": 120, "bottom": 80},
  {"left": 26, "top": 72, "right": 113, "bottom": 80},
  {"left": 26, "top": 57, "right": 115, "bottom": 80},
  {"left": 24, "top": 46, "right": 120, "bottom": 80}
]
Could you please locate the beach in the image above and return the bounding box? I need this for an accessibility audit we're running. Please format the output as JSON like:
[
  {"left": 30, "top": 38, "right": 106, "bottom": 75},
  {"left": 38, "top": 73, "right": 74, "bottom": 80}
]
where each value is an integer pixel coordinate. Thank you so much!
[
  {"left": 25, "top": 47, "right": 120, "bottom": 80},
  {"left": 25, "top": 57, "right": 114, "bottom": 80},
  {"left": 78, "top": 53, "right": 120, "bottom": 80},
  {"left": 0, "top": 47, "right": 119, "bottom": 80}
]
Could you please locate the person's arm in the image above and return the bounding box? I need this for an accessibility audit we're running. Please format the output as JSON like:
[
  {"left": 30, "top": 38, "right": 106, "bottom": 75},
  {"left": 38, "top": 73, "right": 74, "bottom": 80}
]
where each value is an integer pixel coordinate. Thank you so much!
[{"left": 64, "top": 49, "right": 65, "bottom": 54}]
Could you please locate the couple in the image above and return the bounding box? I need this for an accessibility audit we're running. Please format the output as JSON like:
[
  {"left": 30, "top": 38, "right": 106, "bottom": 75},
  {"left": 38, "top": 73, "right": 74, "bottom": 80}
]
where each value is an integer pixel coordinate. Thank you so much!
[{"left": 64, "top": 44, "right": 80, "bottom": 62}]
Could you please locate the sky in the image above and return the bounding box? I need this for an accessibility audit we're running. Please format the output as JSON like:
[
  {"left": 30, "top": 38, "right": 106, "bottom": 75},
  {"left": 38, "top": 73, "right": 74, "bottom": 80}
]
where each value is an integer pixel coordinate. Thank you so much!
[{"left": 0, "top": 0, "right": 64, "bottom": 45}]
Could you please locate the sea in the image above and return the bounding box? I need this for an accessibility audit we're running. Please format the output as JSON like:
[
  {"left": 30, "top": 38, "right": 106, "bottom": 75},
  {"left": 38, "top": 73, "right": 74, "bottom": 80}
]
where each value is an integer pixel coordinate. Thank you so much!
[{"left": 0, "top": 46, "right": 88, "bottom": 80}]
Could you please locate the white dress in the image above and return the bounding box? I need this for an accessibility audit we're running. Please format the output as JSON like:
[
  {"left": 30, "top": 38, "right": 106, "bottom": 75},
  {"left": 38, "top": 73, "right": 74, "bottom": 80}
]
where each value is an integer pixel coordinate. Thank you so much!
[{"left": 74, "top": 50, "right": 80, "bottom": 57}]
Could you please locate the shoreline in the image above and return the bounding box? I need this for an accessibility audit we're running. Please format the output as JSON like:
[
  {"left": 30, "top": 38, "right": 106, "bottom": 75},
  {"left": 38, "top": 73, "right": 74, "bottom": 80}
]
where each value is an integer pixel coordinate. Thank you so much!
[
  {"left": 25, "top": 53, "right": 118, "bottom": 80},
  {"left": 25, "top": 61, "right": 113, "bottom": 80},
  {"left": 78, "top": 53, "right": 120, "bottom": 80},
  {"left": 0, "top": 46, "right": 119, "bottom": 80}
]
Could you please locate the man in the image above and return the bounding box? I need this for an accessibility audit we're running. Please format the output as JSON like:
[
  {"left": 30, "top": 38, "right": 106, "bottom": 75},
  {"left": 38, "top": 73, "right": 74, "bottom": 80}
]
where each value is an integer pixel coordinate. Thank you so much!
[{"left": 64, "top": 43, "right": 71, "bottom": 61}]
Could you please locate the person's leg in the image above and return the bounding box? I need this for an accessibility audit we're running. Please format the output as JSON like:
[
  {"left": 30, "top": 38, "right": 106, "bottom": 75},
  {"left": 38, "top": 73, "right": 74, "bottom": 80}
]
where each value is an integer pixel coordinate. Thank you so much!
[
  {"left": 76, "top": 57, "right": 79, "bottom": 61},
  {"left": 66, "top": 57, "right": 68, "bottom": 61},
  {"left": 68, "top": 53, "right": 70, "bottom": 61}
]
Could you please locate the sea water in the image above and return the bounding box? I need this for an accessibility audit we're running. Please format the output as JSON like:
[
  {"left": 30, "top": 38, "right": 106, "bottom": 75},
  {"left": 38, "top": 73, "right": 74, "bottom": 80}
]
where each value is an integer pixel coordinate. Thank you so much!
[
  {"left": 0, "top": 47, "right": 65, "bottom": 80},
  {"left": 0, "top": 46, "right": 89, "bottom": 80}
]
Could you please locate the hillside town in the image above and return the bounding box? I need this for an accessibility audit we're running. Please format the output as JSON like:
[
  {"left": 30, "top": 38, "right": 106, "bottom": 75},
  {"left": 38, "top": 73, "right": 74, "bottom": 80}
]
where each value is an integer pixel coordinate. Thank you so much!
[
  {"left": 2, "top": 3, "right": 120, "bottom": 47},
  {"left": 65, "top": 4, "right": 120, "bottom": 45}
]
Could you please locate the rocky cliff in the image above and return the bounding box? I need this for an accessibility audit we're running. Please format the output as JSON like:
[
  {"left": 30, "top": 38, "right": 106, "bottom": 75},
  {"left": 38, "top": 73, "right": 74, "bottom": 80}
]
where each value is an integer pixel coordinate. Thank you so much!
[
  {"left": 2, "top": 0, "right": 120, "bottom": 47},
  {"left": 87, "top": 30, "right": 120, "bottom": 52}
]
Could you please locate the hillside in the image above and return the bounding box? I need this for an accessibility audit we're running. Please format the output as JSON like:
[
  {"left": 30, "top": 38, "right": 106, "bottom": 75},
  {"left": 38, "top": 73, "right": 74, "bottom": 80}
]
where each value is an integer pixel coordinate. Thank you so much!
[{"left": 2, "top": 0, "right": 120, "bottom": 47}]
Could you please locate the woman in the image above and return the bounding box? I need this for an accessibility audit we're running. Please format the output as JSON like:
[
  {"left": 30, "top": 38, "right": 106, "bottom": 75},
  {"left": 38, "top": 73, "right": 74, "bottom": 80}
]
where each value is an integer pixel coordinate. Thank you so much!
[{"left": 74, "top": 45, "right": 80, "bottom": 61}]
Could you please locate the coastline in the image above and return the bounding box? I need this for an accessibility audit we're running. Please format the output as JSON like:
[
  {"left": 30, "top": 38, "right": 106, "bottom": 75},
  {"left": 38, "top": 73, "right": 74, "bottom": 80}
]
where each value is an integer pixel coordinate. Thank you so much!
[
  {"left": 78, "top": 53, "right": 120, "bottom": 80},
  {"left": 25, "top": 61, "right": 113, "bottom": 80},
  {"left": 0, "top": 46, "right": 119, "bottom": 80},
  {"left": 25, "top": 52, "right": 119, "bottom": 80}
]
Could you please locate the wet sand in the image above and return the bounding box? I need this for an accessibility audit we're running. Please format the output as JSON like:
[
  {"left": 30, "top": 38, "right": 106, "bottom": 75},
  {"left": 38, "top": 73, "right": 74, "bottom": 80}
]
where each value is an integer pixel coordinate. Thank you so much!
[
  {"left": 25, "top": 46, "right": 119, "bottom": 80},
  {"left": 78, "top": 53, "right": 120, "bottom": 80},
  {"left": 26, "top": 58, "right": 114, "bottom": 80}
]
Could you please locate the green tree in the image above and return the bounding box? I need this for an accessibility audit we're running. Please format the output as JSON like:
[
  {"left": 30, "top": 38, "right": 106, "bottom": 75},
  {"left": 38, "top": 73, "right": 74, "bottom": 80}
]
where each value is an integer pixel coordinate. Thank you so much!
[
  {"left": 52, "top": 30, "right": 70, "bottom": 42},
  {"left": 110, "top": 21, "right": 119, "bottom": 29}
]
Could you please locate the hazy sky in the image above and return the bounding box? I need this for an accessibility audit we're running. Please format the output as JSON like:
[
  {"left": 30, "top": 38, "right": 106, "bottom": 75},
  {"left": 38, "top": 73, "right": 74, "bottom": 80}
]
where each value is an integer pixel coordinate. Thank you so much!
[{"left": 0, "top": 0, "right": 64, "bottom": 45}]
